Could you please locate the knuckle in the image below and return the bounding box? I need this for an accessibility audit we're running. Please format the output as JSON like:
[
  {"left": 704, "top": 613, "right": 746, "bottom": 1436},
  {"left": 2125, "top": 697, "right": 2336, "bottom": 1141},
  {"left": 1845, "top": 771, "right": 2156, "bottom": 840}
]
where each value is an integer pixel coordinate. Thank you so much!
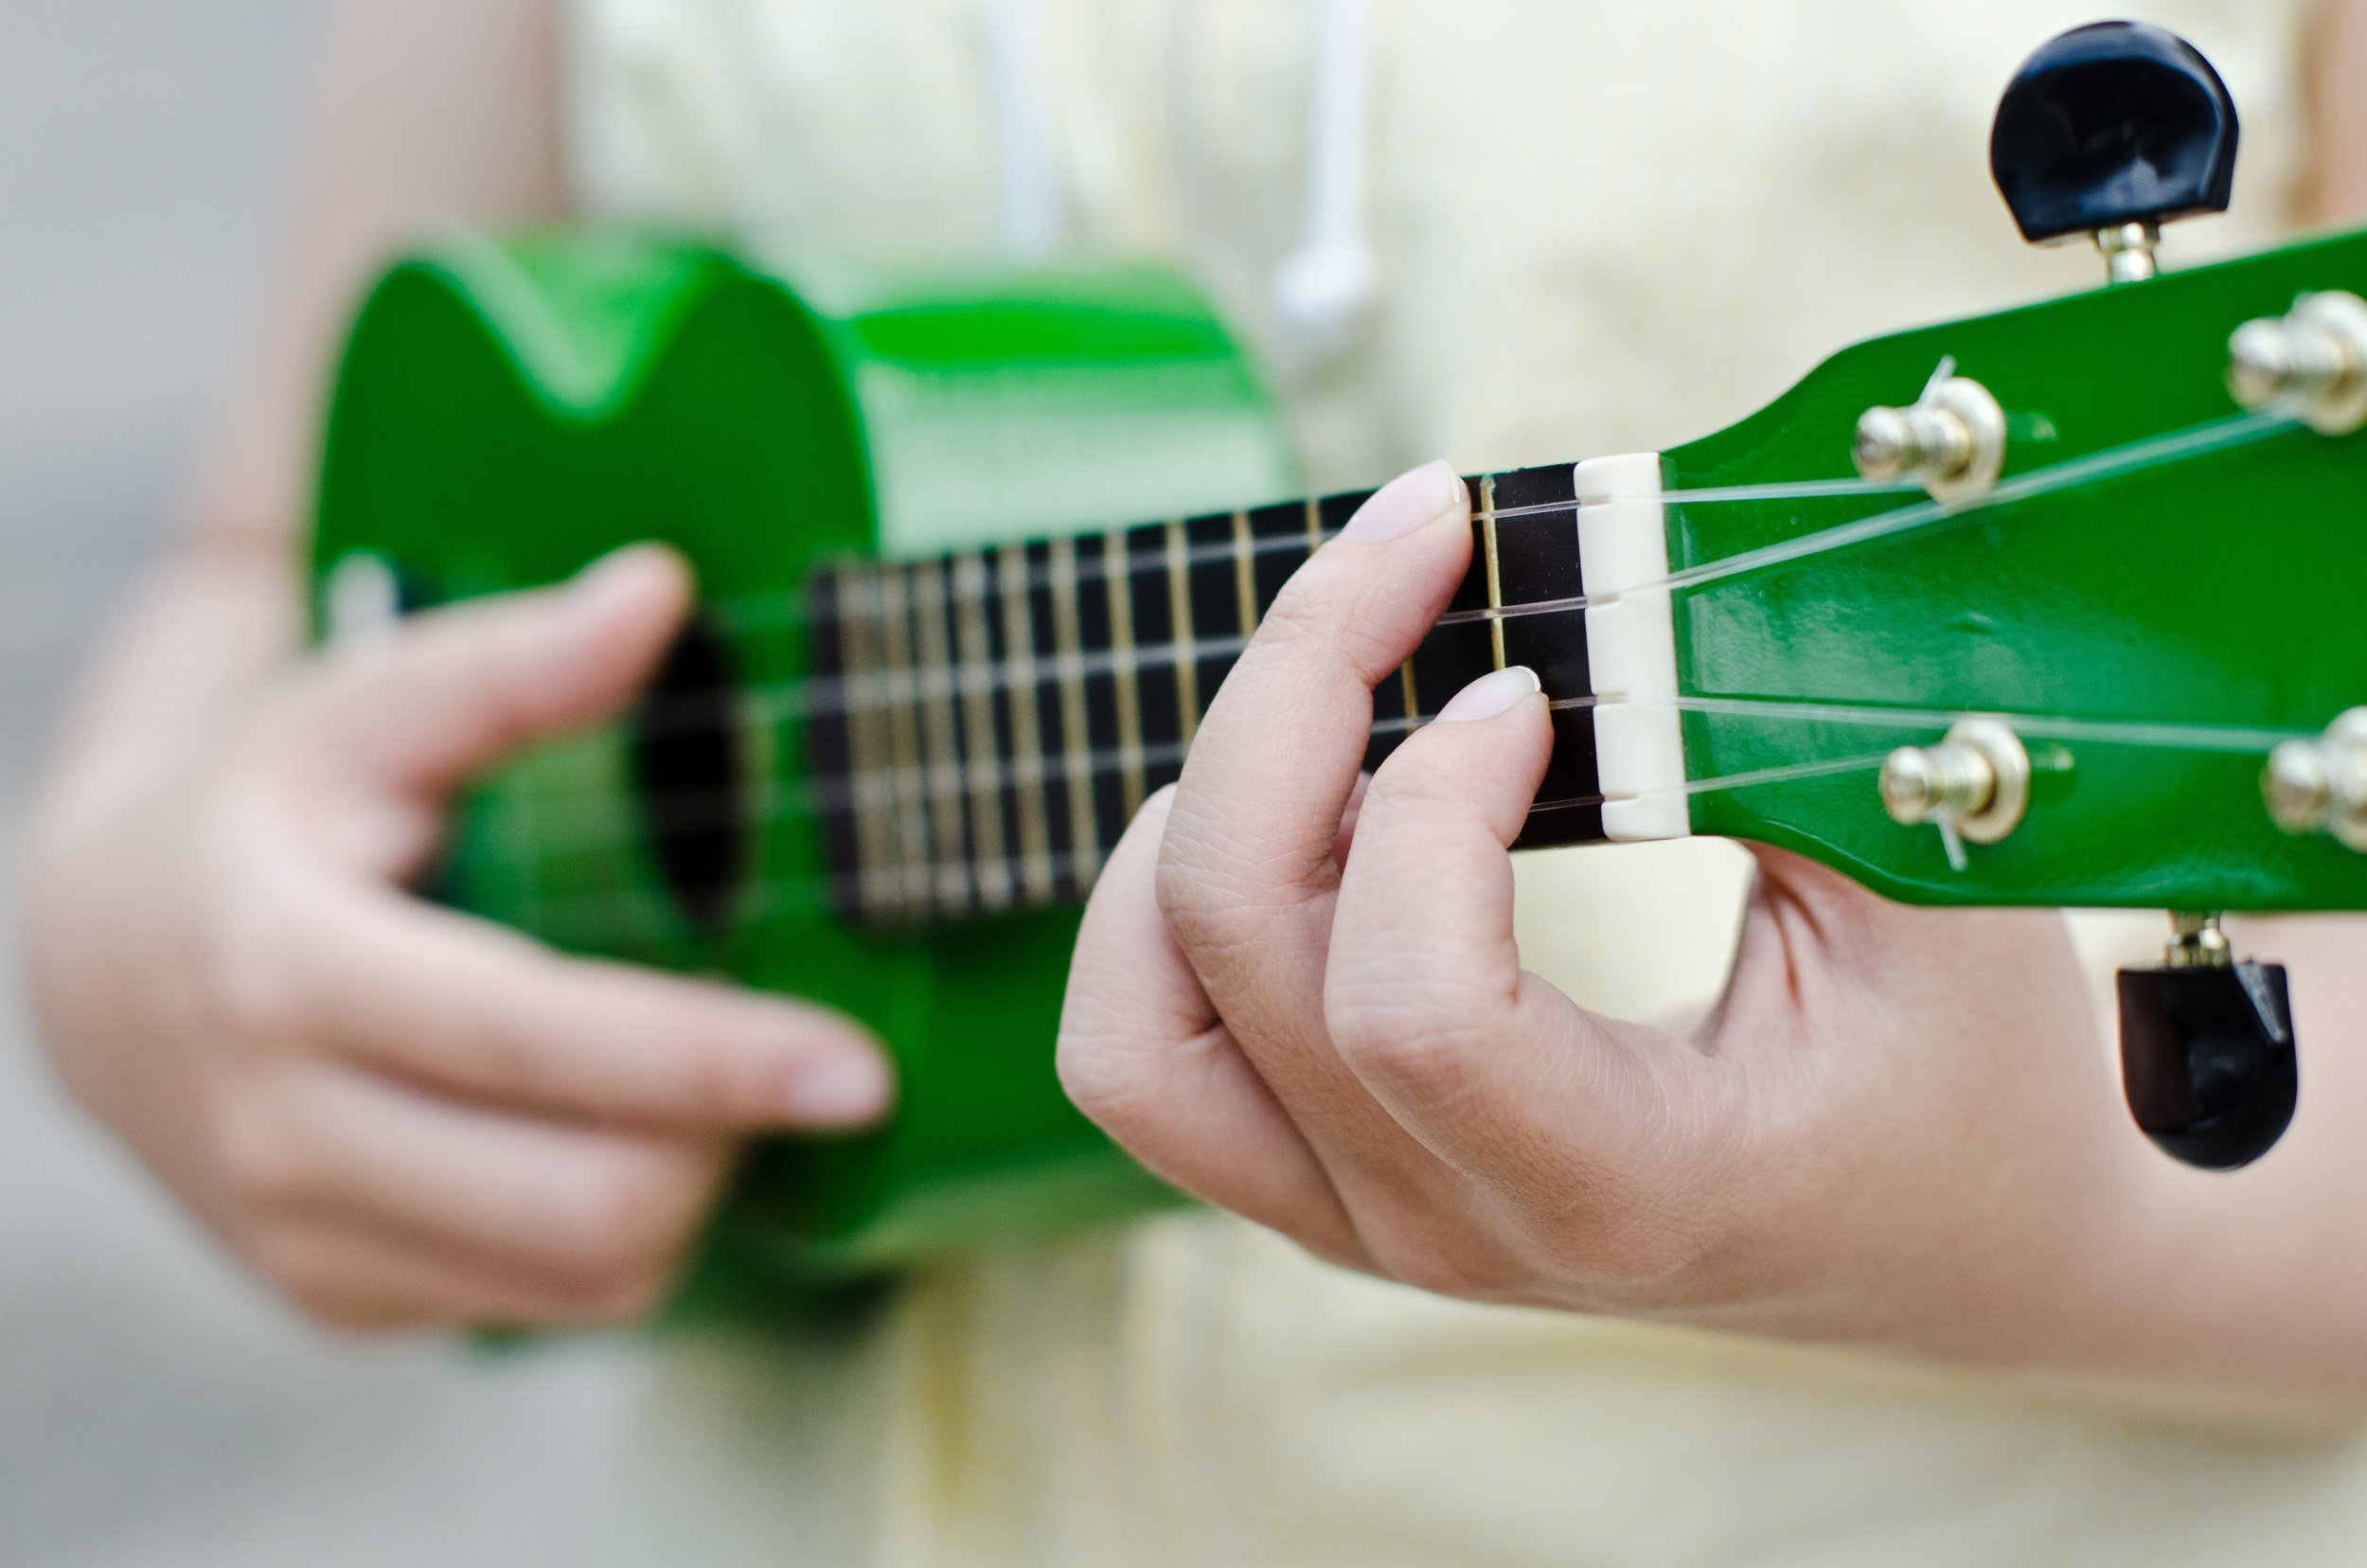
[
  {"left": 1359, "top": 1220, "right": 1516, "bottom": 1300},
  {"left": 200, "top": 911, "right": 313, "bottom": 1051},
  {"left": 248, "top": 1232, "right": 418, "bottom": 1331},
  {"left": 567, "top": 1269, "right": 669, "bottom": 1327},
  {"left": 242, "top": 1227, "right": 314, "bottom": 1297},
  {"left": 1249, "top": 586, "right": 1337, "bottom": 654},
  {"left": 306, "top": 1293, "right": 432, "bottom": 1334},
  {"left": 1260, "top": 556, "right": 1430, "bottom": 667},
  {"left": 212, "top": 1093, "right": 319, "bottom": 1215},
  {"left": 1522, "top": 1156, "right": 1726, "bottom": 1293},
  {"left": 543, "top": 1254, "right": 669, "bottom": 1326},
  {"left": 1151, "top": 848, "right": 1233, "bottom": 946},
  {"left": 545, "top": 1157, "right": 701, "bottom": 1296},
  {"left": 670, "top": 1025, "right": 774, "bottom": 1124},
  {"left": 1051, "top": 1029, "right": 1118, "bottom": 1119},
  {"left": 1361, "top": 752, "right": 1463, "bottom": 816},
  {"left": 1385, "top": 1247, "right": 1510, "bottom": 1301},
  {"left": 1055, "top": 1021, "right": 1185, "bottom": 1136},
  {"left": 434, "top": 602, "right": 578, "bottom": 734},
  {"left": 1153, "top": 842, "right": 1305, "bottom": 956},
  {"left": 1325, "top": 984, "right": 1504, "bottom": 1103},
  {"left": 465, "top": 1019, "right": 557, "bottom": 1108},
  {"left": 1548, "top": 1205, "right": 1711, "bottom": 1292}
]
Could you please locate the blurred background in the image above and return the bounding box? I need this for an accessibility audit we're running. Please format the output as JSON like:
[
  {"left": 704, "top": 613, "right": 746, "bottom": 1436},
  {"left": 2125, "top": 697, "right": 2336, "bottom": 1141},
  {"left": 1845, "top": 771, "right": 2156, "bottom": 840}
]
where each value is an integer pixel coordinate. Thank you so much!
[{"left": 0, "top": 3, "right": 646, "bottom": 1561}]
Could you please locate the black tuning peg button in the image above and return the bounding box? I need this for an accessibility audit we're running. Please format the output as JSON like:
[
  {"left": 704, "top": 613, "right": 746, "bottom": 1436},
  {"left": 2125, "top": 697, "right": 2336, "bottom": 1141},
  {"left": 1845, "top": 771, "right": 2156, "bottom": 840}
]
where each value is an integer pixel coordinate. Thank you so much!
[
  {"left": 1990, "top": 21, "right": 2238, "bottom": 278},
  {"left": 2118, "top": 954, "right": 2296, "bottom": 1171}
]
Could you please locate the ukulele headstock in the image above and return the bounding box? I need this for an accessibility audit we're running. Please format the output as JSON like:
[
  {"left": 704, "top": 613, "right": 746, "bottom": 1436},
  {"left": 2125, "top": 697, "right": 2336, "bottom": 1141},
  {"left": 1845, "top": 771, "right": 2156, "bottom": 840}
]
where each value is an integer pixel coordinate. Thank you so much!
[{"left": 1651, "top": 22, "right": 2354, "bottom": 1170}]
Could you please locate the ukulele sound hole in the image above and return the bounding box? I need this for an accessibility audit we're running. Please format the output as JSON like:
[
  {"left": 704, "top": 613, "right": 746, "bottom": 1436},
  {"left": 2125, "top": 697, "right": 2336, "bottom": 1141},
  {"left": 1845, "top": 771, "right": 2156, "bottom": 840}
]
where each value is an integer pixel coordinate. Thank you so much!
[{"left": 628, "top": 616, "right": 747, "bottom": 932}]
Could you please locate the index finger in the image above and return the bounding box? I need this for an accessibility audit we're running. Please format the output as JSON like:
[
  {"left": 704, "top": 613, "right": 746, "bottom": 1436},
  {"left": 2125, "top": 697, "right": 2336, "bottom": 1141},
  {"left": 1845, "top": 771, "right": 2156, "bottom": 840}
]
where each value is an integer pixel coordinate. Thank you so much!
[{"left": 1156, "top": 463, "right": 1471, "bottom": 1094}]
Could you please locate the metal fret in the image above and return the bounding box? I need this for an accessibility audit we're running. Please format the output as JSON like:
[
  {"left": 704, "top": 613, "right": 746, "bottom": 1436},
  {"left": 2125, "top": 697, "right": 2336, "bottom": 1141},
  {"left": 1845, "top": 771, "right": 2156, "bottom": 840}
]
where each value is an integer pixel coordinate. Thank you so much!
[
  {"left": 1164, "top": 521, "right": 1200, "bottom": 745},
  {"left": 1481, "top": 473, "right": 1507, "bottom": 669},
  {"left": 832, "top": 569, "right": 899, "bottom": 918},
  {"left": 952, "top": 552, "right": 1012, "bottom": 911},
  {"left": 873, "top": 564, "right": 934, "bottom": 915},
  {"left": 997, "top": 543, "right": 1057, "bottom": 903},
  {"left": 1048, "top": 536, "right": 1101, "bottom": 883},
  {"left": 1231, "top": 509, "right": 1259, "bottom": 637},
  {"left": 1104, "top": 531, "right": 1147, "bottom": 819},
  {"left": 1400, "top": 660, "right": 1421, "bottom": 722},
  {"left": 909, "top": 559, "right": 971, "bottom": 913}
]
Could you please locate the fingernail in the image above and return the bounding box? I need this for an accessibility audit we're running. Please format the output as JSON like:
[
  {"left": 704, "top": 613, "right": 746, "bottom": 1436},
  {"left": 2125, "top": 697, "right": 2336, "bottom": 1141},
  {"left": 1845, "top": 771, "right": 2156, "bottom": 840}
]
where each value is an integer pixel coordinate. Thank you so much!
[
  {"left": 1335, "top": 461, "right": 1468, "bottom": 544},
  {"left": 569, "top": 543, "right": 682, "bottom": 613},
  {"left": 781, "top": 1049, "right": 893, "bottom": 1126},
  {"left": 1433, "top": 665, "right": 1542, "bottom": 722}
]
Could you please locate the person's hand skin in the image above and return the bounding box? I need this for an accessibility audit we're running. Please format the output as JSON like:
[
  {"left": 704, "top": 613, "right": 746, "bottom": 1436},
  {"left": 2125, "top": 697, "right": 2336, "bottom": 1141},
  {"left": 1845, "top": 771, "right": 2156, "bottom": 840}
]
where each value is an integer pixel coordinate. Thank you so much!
[
  {"left": 12, "top": 0, "right": 894, "bottom": 1332},
  {"left": 25, "top": 542, "right": 893, "bottom": 1329},
  {"left": 1060, "top": 461, "right": 2367, "bottom": 1430}
]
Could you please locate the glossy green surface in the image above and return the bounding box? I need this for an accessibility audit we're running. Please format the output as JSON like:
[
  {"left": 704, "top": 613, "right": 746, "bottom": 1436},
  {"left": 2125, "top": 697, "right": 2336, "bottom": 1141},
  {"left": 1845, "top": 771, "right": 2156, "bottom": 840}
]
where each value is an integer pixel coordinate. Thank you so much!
[
  {"left": 314, "top": 234, "right": 1294, "bottom": 1278},
  {"left": 1664, "top": 227, "right": 2367, "bottom": 910}
]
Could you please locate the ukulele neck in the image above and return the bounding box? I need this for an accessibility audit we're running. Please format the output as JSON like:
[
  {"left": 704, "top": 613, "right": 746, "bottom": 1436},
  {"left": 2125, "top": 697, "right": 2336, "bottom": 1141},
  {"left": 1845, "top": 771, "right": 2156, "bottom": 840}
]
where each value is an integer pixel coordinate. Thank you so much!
[{"left": 805, "top": 456, "right": 1682, "bottom": 925}]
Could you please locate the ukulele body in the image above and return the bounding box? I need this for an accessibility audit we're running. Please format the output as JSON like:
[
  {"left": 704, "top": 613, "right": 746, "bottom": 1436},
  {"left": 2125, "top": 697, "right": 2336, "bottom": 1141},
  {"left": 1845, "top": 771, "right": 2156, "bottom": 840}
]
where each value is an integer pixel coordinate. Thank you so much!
[
  {"left": 316, "top": 227, "right": 2367, "bottom": 1282},
  {"left": 316, "top": 236, "right": 1293, "bottom": 1281}
]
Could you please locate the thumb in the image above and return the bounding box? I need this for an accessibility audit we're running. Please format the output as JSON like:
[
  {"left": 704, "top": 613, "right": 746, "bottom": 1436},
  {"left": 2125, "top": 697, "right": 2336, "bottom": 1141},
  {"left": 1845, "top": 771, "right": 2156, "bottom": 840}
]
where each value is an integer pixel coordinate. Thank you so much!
[{"left": 293, "top": 543, "right": 693, "bottom": 796}]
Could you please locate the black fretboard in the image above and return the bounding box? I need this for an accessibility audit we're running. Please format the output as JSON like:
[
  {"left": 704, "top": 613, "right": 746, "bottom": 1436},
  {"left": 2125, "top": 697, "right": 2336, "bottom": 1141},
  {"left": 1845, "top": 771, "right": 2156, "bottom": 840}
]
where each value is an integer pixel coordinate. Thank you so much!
[{"left": 804, "top": 462, "right": 1600, "bottom": 925}]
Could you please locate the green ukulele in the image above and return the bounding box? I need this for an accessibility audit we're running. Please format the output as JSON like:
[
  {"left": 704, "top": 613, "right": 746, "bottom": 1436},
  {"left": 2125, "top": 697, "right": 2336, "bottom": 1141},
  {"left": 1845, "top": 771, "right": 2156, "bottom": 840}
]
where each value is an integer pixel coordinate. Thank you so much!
[{"left": 312, "top": 24, "right": 2367, "bottom": 1286}]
